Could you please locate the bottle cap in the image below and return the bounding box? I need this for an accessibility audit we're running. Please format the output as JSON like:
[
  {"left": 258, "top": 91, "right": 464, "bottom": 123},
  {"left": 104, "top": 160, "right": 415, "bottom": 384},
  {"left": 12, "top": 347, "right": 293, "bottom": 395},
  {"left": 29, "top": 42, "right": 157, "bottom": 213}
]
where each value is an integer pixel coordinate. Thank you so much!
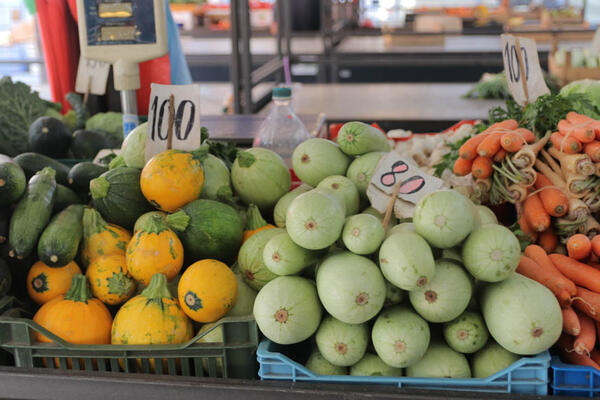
[{"left": 273, "top": 87, "right": 291, "bottom": 98}]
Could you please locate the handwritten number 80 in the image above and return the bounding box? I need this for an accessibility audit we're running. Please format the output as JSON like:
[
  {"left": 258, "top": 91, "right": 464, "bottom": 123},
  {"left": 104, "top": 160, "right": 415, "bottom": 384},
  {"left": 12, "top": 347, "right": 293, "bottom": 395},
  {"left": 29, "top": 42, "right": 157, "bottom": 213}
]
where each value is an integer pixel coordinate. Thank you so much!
[{"left": 149, "top": 96, "right": 195, "bottom": 141}]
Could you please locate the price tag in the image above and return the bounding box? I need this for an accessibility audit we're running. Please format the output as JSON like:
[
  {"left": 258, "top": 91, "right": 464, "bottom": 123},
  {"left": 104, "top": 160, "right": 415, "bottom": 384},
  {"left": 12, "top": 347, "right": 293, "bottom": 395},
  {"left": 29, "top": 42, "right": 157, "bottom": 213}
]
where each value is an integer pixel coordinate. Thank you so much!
[
  {"left": 145, "top": 83, "right": 202, "bottom": 162},
  {"left": 501, "top": 34, "right": 550, "bottom": 106},
  {"left": 366, "top": 152, "right": 443, "bottom": 218},
  {"left": 591, "top": 28, "right": 600, "bottom": 56},
  {"left": 75, "top": 57, "right": 110, "bottom": 96}
]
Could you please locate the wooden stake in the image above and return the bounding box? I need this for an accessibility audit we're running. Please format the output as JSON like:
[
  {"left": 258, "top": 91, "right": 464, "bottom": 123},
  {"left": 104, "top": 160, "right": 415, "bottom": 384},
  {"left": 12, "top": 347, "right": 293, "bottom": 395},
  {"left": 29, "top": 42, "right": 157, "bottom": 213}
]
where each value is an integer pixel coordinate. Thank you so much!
[
  {"left": 514, "top": 37, "right": 529, "bottom": 105},
  {"left": 382, "top": 179, "right": 403, "bottom": 230},
  {"left": 167, "top": 94, "right": 175, "bottom": 150}
]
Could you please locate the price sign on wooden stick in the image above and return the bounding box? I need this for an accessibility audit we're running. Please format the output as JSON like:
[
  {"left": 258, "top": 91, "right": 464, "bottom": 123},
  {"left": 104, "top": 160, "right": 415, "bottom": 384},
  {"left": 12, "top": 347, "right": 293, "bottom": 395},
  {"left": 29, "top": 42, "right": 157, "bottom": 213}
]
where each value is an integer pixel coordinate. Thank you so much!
[
  {"left": 145, "top": 83, "right": 202, "bottom": 162},
  {"left": 501, "top": 34, "right": 549, "bottom": 106}
]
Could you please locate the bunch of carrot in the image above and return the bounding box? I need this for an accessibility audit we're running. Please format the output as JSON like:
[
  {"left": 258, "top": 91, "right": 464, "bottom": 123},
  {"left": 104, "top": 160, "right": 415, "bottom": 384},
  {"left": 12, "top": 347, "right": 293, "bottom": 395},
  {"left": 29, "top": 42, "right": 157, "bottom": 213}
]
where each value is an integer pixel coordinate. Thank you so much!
[
  {"left": 550, "top": 112, "right": 600, "bottom": 157},
  {"left": 518, "top": 242, "right": 600, "bottom": 369},
  {"left": 454, "top": 119, "right": 535, "bottom": 180}
]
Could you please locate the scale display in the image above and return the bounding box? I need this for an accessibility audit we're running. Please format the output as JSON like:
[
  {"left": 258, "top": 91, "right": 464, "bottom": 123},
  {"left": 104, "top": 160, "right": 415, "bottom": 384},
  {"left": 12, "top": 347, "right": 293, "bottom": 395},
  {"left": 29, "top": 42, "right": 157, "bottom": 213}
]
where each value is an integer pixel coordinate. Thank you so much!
[{"left": 84, "top": 0, "right": 157, "bottom": 46}]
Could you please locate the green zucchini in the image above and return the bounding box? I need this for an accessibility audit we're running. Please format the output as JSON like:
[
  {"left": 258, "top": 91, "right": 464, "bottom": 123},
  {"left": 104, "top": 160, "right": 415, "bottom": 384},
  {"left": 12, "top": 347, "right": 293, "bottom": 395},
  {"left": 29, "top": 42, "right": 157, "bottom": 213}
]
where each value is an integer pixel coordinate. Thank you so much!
[
  {"left": 70, "top": 129, "right": 107, "bottom": 159},
  {"left": 54, "top": 184, "right": 82, "bottom": 213},
  {"left": 38, "top": 204, "right": 84, "bottom": 267},
  {"left": 13, "top": 152, "right": 70, "bottom": 185},
  {"left": 337, "top": 121, "right": 390, "bottom": 156},
  {"left": 90, "top": 167, "right": 152, "bottom": 229},
  {"left": 0, "top": 154, "right": 26, "bottom": 206},
  {"left": 68, "top": 162, "right": 108, "bottom": 193},
  {"left": 8, "top": 167, "right": 57, "bottom": 259},
  {"left": 28, "top": 116, "right": 71, "bottom": 158}
]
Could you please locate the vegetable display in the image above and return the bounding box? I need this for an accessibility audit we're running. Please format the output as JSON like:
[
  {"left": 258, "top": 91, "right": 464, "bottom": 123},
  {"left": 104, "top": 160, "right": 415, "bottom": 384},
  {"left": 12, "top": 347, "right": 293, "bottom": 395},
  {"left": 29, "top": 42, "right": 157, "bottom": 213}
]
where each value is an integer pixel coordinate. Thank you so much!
[{"left": 4, "top": 75, "right": 600, "bottom": 386}]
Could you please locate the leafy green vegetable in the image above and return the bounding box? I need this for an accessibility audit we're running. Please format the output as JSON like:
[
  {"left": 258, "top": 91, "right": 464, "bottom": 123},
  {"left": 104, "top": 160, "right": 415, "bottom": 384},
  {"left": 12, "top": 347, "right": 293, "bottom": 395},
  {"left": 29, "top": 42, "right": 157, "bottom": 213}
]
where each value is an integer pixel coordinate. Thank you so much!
[
  {"left": 0, "top": 76, "right": 60, "bottom": 156},
  {"left": 559, "top": 79, "right": 600, "bottom": 119},
  {"left": 464, "top": 72, "right": 560, "bottom": 100},
  {"left": 200, "top": 126, "right": 239, "bottom": 169},
  {"left": 432, "top": 135, "right": 471, "bottom": 178},
  {"left": 488, "top": 93, "right": 596, "bottom": 136},
  {"left": 85, "top": 112, "right": 123, "bottom": 147}
]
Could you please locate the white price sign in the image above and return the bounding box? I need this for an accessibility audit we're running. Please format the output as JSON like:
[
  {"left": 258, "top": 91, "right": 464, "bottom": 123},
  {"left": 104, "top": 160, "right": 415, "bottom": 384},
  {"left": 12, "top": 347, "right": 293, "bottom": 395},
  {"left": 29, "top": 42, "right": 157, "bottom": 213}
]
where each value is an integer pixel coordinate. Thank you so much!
[
  {"left": 75, "top": 57, "right": 110, "bottom": 96},
  {"left": 501, "top": 34, "right": 549, "bottom": 106},
  {"left": 145, "top": 83, "right": 202, "bottom": 162}
]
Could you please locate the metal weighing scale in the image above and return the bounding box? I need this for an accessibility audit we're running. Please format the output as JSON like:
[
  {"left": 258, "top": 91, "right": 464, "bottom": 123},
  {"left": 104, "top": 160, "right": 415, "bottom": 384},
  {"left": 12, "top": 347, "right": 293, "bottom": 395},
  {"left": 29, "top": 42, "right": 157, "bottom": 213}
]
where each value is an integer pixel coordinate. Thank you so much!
[{"left": 76, "top": 0, "right": 168, "bottom": 136}]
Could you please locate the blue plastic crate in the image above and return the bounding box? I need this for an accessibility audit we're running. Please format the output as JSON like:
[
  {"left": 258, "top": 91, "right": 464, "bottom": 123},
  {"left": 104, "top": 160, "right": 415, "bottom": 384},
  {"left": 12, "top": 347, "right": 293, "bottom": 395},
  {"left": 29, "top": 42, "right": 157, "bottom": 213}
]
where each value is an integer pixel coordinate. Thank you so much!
[
  {"left": 257, "top": 340, "right": 550, "bottom": 395},
  {"left": 551, "top": 356, "right": 600, "bottom": 397}
]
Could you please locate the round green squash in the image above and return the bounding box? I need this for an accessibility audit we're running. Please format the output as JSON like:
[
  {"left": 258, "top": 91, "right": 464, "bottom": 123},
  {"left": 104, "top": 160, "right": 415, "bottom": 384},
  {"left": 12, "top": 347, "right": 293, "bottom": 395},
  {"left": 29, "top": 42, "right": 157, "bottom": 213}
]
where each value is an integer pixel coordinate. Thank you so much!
[{"left": 167, "top": 199, "right": 244, "bottom": 265}]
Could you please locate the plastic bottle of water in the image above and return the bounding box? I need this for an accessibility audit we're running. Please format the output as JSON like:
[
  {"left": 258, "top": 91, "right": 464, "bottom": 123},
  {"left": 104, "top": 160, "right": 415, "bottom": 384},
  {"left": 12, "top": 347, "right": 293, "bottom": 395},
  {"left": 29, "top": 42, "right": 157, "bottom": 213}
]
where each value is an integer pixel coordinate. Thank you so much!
[{"left": 253, "top": 87, "right": 310, "bottom": 168}]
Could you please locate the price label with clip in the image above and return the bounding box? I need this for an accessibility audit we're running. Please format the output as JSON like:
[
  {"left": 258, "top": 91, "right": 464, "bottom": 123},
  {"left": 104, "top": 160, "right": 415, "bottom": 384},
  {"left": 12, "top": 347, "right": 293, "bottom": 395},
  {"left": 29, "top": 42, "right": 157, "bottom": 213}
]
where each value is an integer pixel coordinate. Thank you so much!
[
  {"left": 145, "top": 83, "right": 202, "bottom": 162},
  {"left": 75, "top": 56, "right": 110, "bottom": 96},
  {"left": 501, "top": 34, "right": 550, "bottom": 106}
]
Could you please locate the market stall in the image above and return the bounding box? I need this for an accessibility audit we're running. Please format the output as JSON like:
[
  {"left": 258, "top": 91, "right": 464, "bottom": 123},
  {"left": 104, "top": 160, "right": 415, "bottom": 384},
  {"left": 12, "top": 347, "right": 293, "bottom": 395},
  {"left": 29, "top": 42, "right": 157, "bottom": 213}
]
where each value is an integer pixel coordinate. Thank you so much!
[{"left": 3, "top": 0, "right": 600, "bottom": 399}]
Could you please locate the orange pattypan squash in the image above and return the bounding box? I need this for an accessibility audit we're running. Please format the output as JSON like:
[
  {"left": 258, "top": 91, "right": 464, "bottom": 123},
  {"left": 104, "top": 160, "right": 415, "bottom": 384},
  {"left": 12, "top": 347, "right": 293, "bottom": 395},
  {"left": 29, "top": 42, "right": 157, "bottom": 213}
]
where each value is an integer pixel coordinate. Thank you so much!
[{"left": 140, "top": 149, "right": 205, "bottom": 212}]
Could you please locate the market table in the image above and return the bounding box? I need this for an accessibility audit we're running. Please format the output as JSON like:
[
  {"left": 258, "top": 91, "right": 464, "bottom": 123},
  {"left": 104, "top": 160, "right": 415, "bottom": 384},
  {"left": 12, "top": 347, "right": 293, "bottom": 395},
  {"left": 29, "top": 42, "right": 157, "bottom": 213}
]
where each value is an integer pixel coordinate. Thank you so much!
[
  {"left": 0, "top": 367, "right": 575, "bottom": 400},
  {"left": 200, "top": 82, "right": 503, "bottom": 134}
]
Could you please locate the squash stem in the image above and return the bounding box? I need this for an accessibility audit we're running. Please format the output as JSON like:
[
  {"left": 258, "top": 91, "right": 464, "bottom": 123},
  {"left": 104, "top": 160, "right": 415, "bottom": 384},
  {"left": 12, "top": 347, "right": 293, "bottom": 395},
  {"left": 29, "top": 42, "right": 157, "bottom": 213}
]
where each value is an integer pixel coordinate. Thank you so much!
[
  {"left": 83, "top": 207, "right": 107, "bottom": 238},
  {"left": 141, "top": 273, "right": 172, "bottom": 300},
  {"left": 236, "top": 151, "right": 256, "bottom": 168},
  {"left": 64, "top": 274, "right": 93, "bottom": 303},
  {"left": 90, "top": 176, "right": 110, "bottom": 200},
  {"left": 166, "top": 211, "right": 190, "bottom": 232},
  {"left": 246, "top": 204, "right": 268, "bottom": 230},
  {"left": 140, "top": 213, "right": 168, "bottom": 234}
]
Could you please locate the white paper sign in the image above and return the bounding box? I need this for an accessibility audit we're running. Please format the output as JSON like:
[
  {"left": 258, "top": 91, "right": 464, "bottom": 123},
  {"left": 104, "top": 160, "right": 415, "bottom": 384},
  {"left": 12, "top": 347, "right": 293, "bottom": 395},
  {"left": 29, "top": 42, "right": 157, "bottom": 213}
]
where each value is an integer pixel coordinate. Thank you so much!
[
  {"left": 75, "top": 57, "right": 110, "bottom": 96},
  {"left": 591, "top": 28, "right": 600, "bottom": 57},
  {"left": 501, "top": 34, "right": 550, "bottom": 106},
  {"left": 145, "top": 83, "right": 202, "bottom": 162},
  {"left": 368, "top": 152, "right": 443, "bottom": 206}
]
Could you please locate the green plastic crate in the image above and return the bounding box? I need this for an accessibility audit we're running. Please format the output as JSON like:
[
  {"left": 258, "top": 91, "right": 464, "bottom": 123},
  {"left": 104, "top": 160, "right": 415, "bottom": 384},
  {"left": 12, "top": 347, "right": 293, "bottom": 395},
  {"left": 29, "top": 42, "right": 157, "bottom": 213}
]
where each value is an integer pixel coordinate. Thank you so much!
[{"left": 0, "top": 310, "right": 259, "bottom": 378}]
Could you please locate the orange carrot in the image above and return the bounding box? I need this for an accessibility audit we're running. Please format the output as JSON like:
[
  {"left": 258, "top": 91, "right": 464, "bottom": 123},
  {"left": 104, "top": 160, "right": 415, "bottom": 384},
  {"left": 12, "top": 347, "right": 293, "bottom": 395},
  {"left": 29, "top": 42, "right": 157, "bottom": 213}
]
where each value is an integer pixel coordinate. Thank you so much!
[
  {"left": 574, "top": 311, "right": 596, "bottom": 355},
  {"left": 453, "top": 157, "right": 473, "bottom": 176},
  {"left": 518, "top": 212, "right": 538, "bottom": 243},
  {"left": 551, "top": 131, "right": 583, "bottom": 154},
  {"left": 592, "top": 235, "right": 600, "bottom": 257},
  {"left": 459, "top": 132, "right": 491, "bottom": 160},
  {"left": 573, "top": 286, "right": 600, "bottom": 321},
  {"left": 494, "top": 149, "right": 507, "bottom": 162},
  {"left": 517, "top": 255, "right": 573, "bottom": 307},
  {"left": 496, "top": 119, "right": 519, "bottom": 130},
  {"left": 524, "top": 193, "right": 551, "bottom": 232},
  {"left": 524, "top": 245, "right": 577, "bottom": 296},
  {"left": 550, "top": 254, "right": 600, "bottom": 293},
  {"left": 533, "top": 173, "right": 569, "bottom": 217},
  {"left": 500, "top": 132, "right": 524, "bottom": 152},
  {"left": 558, "top": 334, "right": 600, "bottom": 370},
  {"left": 477, "top": 131, "right": 503, "bottom": 158},
  {"left": 562, "top": 307, "right": 581, "bottom": 335},
  {"left": 515, "top": 128, "right": 536, "bottom": 143},
  {"left": 539, "top": 228, "right": 559, "bottom": 253},
  {"left": 567, "top": 234, "right": 593, "bottom": 260},
  {"left": 471, "top": 156, "right": 493, "bottom": 179},
  {"left": 567, "top": 112, "right": 594, "bottom": 125},
  {"left": 558, "top": 119, "right": 595, "bottom": 144},
  {"left": 585, "top": 141, "right": 600, "bottom": 162}
]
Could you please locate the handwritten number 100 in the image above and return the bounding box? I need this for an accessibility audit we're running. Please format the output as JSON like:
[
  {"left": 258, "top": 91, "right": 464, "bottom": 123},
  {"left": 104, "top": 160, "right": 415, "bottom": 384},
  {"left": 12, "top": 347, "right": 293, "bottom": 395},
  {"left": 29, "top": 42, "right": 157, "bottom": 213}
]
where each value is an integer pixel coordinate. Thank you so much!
[
  {"left": 149, "top": 96, "right": 195, "bottom": 141},
  {"left": 504, "top": 42, "right": 529, "bottom": 84}
]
